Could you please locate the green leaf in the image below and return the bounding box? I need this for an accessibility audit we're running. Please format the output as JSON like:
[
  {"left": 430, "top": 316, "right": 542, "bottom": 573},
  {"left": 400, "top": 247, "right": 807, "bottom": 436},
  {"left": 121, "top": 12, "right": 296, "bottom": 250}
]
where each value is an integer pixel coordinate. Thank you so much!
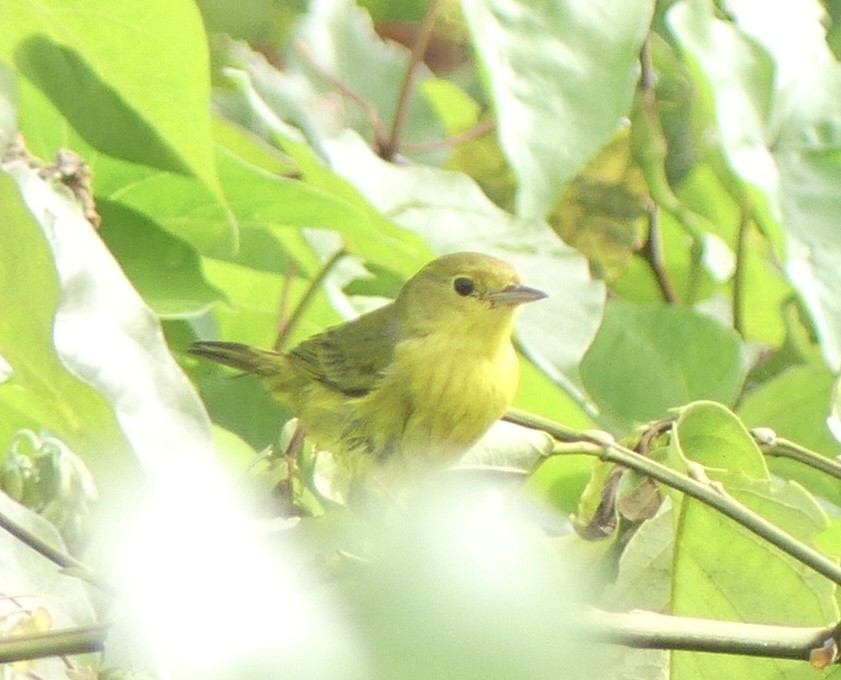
[
  {"left": 668, "top": 0, "right": 841, "bottom": 371},
  {"left": 774, "top": 64, "right": 841, "bottom": 370},
  {"left": 666, "top": 0, "right": 778, "bottom": 216},
  {"left": 3, "top": 161, "right": 216, "bottom": 494},
  {"left": 673, "top": 401, "right": 768, "bottom": 480},
  {"left": 3, "top": 29, "right": 237, "bottom": 257},
  {"left": 462, "top": 0, "right": 655, "bottom": 219},
  {"left": 1, "top": 0, "right": 223, "bottom": 200},
  {"left": 669, "top": 401, "right": 838, "bottom": 676},
  {"left": 220, "top": 66, "right": 431, "bottom": 274},
  {"left": 94, "top": 153, "right": 235, "bottom": 257},
  {"left": 581, "top": 302, "right": 743, "bottom": 427},
  {"left": 671, "top": 480, "right": 835, "bottom": 677},
  {"left": 214, "top": 145, "right": 384, "bottom": 243}
]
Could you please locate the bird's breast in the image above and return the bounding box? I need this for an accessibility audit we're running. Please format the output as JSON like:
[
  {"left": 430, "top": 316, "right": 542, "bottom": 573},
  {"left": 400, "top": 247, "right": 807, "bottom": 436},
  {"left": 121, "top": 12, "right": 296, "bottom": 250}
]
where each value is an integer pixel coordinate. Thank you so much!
[{"left": 358, "top": 331, "right": 519, "bottom": 468}]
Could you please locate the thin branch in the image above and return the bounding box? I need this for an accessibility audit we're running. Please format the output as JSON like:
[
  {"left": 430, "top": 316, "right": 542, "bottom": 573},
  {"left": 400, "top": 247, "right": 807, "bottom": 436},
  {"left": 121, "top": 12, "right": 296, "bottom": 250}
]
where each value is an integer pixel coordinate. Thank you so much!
[
  {"left": 753, "top": 429, "right": 841, "bottom": 480},
  {"left": 505, "top": 409, "right": 841, "bottom": 587},
  {"left": 381, "top": 0, "right": 445, "bottom": 159},
  {"left": 274, "top": 258, "right": 300, "bottom": 351},
  {"left": 579, "top": 608, "right": 837, "bottom": 662},
  {"left": 732, "top": 198, "right": 751, "bottom": 336},
  {"left": 400, "top": 118, "right": 497, "bottom": 153},
  {"left": 274, "top": 249, "right": 347, "bottom": 351},
  {"left": 0, "top": 624, "right": 108, "bottom": 663},
  {"left": 0, "top": 510, "right": 111, "bottom": 595}
]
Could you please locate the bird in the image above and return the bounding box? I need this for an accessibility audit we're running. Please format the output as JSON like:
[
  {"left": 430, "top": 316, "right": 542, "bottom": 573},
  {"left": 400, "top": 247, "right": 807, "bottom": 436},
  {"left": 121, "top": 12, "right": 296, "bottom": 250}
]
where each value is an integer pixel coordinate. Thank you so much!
[{"left": 189, "top": 252, "right": 546, "bottom": 486}]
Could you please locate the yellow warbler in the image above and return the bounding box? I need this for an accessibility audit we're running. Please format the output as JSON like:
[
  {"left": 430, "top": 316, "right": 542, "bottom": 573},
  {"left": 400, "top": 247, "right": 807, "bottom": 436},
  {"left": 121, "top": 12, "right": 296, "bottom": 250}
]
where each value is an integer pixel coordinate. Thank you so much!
[{"left": 190, "top": 252, "right": 546, "bottom": 480}]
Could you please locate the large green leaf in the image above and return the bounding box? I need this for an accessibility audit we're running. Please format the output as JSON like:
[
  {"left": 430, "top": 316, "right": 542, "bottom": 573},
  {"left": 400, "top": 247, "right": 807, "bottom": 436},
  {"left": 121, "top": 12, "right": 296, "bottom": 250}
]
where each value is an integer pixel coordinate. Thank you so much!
[
  {"left": 666, "top": 0, "right": 778, "bottom": 218},
  {"left": 669, "top": 0, "right": 841, "bottom": 371},
  {"left": 462, "top": 0, "right": 655, "bottom": 219},
  {"left": 580, "top": 302, "right": 743, "bottom": 427},
  {"left": 0, "top": 18, "right": 238, "bottom": 257},
  {"left": 2, "top": 162, "right": 216, "bottom": 491},
  {"left": 0, "top": 0, "right": 222, "bottom": 199},
  {"left": 0, "top": 167, "right": 135, "bottom": 489},
  {"left": 218, "top": 65, "right": 432, "bottom": 275},
  {"left": 670, "top": 404, "right": 837, "bottom": 678}
]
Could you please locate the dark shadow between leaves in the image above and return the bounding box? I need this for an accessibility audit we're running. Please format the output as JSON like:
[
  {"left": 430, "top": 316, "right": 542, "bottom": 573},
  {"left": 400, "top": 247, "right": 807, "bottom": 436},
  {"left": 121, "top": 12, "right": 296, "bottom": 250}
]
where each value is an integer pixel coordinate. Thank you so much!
[{"left": 16, "top": 35, "right": 190, "bottom": 175}]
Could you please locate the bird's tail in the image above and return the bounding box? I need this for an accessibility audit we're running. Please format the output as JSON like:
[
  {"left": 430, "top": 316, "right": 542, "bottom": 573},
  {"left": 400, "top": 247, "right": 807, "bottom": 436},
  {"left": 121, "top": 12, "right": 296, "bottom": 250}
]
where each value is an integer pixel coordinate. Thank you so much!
[{"left": 188, "top": 341, "right": 287, "bottom": 378}]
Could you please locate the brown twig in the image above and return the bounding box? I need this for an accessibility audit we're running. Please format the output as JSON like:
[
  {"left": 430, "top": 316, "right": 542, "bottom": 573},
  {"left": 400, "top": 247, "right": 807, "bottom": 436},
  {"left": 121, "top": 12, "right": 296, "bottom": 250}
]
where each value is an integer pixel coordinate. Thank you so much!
[
  {"left": 636, "top": 43, "right": 676, "bottom": 303},
  {"left": 381, "top": 0, "right": 445, "bottom": 159},
  {"left": 641, "top": 199, "right": 678, "bottom": 303},
  {"left": 293, "top": 41, "right": 390, "bottom": 150}
]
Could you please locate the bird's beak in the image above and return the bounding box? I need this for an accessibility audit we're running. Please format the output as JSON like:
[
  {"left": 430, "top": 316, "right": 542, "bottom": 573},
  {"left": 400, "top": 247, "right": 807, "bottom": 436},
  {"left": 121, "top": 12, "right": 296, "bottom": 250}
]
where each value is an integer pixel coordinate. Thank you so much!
[{"left": 488, "top": 284, "right": 548, "bottom": 307}]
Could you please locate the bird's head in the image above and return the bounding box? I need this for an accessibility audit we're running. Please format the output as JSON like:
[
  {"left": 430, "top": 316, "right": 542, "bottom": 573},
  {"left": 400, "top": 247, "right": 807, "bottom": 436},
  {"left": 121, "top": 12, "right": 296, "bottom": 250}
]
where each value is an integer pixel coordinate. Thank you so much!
[{"left": 396, "top": 252, "right": 547, "bottom": 337}]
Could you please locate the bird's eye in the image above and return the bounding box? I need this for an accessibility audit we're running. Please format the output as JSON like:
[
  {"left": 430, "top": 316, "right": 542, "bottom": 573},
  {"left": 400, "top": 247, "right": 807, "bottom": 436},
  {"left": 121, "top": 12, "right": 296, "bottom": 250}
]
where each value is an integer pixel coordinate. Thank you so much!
[{"left": 453, "top": 276, "right": 476, "bottom": 297}]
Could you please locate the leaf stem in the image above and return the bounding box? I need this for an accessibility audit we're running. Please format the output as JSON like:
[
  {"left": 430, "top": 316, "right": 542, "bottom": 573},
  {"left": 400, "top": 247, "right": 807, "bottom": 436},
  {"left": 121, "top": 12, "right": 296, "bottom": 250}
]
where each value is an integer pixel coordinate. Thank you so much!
[
  {"left": 632, "top": 40, "right": 706, "bottom": 304},
  {"left": 506, "top": 409, "right": 841, "bottom": 586}
]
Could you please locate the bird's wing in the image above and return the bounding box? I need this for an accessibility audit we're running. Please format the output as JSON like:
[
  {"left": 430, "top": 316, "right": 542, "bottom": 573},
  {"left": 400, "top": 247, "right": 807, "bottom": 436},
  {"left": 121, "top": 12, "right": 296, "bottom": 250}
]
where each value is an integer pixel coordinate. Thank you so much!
[{"left": 287, "top": 304, "right": 400, "bottom": 397}]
